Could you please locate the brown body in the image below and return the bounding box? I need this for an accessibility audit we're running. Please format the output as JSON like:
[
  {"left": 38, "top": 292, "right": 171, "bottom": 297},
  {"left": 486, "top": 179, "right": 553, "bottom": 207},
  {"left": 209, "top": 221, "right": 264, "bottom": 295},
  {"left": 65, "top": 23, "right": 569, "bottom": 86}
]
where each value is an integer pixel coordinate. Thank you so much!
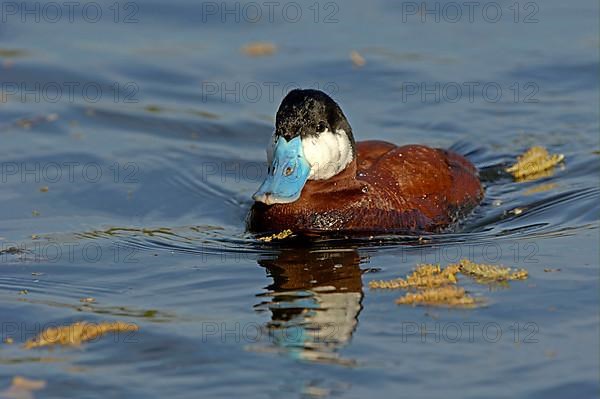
[{"left": 248, "top": 140, "right": 483, "bottom": 234}]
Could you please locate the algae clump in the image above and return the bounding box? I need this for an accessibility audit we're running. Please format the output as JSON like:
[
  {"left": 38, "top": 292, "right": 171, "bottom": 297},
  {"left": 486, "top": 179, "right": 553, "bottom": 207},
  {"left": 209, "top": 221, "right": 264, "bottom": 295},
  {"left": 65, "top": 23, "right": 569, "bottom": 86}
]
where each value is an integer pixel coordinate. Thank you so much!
[{"left": 24, "top": 321, "right": 138, "bottom": 349}]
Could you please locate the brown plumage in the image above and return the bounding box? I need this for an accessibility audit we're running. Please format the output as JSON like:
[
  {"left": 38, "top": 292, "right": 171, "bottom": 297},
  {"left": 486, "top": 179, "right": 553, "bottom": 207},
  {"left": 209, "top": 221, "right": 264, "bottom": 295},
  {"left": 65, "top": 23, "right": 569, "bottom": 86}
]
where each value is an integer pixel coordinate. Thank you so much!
[{"left": 248, "top": 140, "right": 482, "bottom": 234}]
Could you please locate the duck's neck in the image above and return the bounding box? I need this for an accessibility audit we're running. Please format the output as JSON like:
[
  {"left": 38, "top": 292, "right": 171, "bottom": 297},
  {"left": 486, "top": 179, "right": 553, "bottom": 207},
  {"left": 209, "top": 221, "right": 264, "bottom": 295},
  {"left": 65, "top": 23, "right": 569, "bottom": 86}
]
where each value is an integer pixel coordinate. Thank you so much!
[{"left": 302, "top": 159, "right": 359, "bottom": 195}]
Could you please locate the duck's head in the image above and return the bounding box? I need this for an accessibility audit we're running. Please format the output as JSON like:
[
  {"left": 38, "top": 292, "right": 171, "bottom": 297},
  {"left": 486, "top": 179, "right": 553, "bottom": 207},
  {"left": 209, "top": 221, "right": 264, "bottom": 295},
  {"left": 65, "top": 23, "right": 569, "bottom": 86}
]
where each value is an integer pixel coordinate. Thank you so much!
[{"left": 253, "top": 89, "right": 356, "bottom": 205}]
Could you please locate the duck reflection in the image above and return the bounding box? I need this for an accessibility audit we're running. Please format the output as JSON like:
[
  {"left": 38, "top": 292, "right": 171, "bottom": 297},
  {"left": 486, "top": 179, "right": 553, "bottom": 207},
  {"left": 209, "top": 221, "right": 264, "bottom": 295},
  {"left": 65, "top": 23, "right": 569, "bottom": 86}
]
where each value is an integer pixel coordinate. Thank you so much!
[{"left": 255, "top": 247, "right": 365, "bottom": 365}]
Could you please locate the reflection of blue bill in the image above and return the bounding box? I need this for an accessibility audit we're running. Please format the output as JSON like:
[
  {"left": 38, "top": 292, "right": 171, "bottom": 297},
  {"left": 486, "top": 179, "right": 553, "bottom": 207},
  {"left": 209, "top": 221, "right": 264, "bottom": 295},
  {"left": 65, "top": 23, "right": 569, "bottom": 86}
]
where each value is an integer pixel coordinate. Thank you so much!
[{"left": 268, "top": 292, "right": 361, "bottom": 364}]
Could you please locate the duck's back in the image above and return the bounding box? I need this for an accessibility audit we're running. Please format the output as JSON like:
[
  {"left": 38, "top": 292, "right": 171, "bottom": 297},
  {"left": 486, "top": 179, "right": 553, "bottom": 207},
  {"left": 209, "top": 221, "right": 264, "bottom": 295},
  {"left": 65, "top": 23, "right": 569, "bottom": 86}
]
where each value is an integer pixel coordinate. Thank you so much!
[{"left": 353, "top": 141, "right": 482, "bottom": 229}]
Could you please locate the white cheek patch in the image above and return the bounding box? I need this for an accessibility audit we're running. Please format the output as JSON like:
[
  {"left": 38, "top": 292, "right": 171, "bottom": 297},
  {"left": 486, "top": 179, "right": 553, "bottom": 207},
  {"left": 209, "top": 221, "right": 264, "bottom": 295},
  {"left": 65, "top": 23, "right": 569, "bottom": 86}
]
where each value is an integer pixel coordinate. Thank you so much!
[{"left": 301, "top": 129, "right": 354, "bottom": 180}]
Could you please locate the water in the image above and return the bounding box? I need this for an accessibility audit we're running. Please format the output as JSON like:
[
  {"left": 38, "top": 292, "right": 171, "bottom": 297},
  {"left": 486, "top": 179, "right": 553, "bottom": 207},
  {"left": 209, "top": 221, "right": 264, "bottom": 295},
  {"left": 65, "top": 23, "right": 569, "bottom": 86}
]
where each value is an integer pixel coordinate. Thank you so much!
[{"left": 0, "top": 0, "right": 598, "bottom": 397}]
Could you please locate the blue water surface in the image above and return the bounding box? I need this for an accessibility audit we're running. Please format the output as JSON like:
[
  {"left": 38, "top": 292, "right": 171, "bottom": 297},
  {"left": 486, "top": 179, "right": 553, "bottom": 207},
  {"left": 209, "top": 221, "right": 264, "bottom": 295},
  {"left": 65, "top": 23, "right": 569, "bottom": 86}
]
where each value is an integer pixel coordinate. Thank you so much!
[{"left": 0, "top": 0, "right": 598, "bottom": 398}]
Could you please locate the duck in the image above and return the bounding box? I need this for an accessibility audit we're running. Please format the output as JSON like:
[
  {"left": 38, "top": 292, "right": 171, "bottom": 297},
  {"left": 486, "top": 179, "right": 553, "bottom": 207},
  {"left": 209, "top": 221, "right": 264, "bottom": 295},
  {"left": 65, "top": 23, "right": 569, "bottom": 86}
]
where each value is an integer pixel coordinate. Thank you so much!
[{"left": 247, "top": 89, "right": 483, "bottom": 235}]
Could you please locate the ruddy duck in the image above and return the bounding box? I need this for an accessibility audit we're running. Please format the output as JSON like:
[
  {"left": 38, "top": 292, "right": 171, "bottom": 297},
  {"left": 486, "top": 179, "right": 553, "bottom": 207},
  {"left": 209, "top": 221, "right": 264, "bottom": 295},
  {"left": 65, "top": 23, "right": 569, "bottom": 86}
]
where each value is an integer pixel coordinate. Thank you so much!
[{"left": 248, "top": 89, "right": 483, "bottom": 235}]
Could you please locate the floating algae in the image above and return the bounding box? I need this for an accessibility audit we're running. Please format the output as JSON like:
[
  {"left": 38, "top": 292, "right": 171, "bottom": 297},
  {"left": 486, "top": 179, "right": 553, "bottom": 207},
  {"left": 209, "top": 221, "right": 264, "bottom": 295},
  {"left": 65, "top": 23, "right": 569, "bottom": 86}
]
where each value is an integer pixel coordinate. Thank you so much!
[
  {"left": 506, "top": 146, "right": 564, "bottom": 181},
  {"left": 241, "top": 42, "right": 277, "bottom": 57},
  {"left": 350, "top": 50, "right": 366, "bottom": 67},
  {"left": 257, "top": 229, "right": 293, "bottom": 242},
  {"left": 370, "top": 260, "right": 527, "bottom": 308},
  {"left": 456, "top": 259, "right": 528, "bottom": 283},
  {"left": 1, "top": 376, "right": 46, "bottom": 398},
  {"left": 369, "top": 263, "right": 459, "bottom": 289},
  {"left": 395, "top": 286, "right": 479, "bottom": 308},
  {"left": 0, "top": 48, "right": 28, "bottom": 57},
  {"left": 24, "top": 321, "right": 138, "bottom": 349}
]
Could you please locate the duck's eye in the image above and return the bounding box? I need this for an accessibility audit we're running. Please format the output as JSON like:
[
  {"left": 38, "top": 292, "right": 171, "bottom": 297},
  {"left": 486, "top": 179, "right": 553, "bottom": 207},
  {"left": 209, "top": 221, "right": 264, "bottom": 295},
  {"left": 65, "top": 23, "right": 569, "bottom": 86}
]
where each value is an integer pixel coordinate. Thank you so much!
[
  {"left": 284, "top": 166, "right": 293, "bottom": 176},
  {"left": 316, "top": 121, "right": 327, "bottom": 133}
]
